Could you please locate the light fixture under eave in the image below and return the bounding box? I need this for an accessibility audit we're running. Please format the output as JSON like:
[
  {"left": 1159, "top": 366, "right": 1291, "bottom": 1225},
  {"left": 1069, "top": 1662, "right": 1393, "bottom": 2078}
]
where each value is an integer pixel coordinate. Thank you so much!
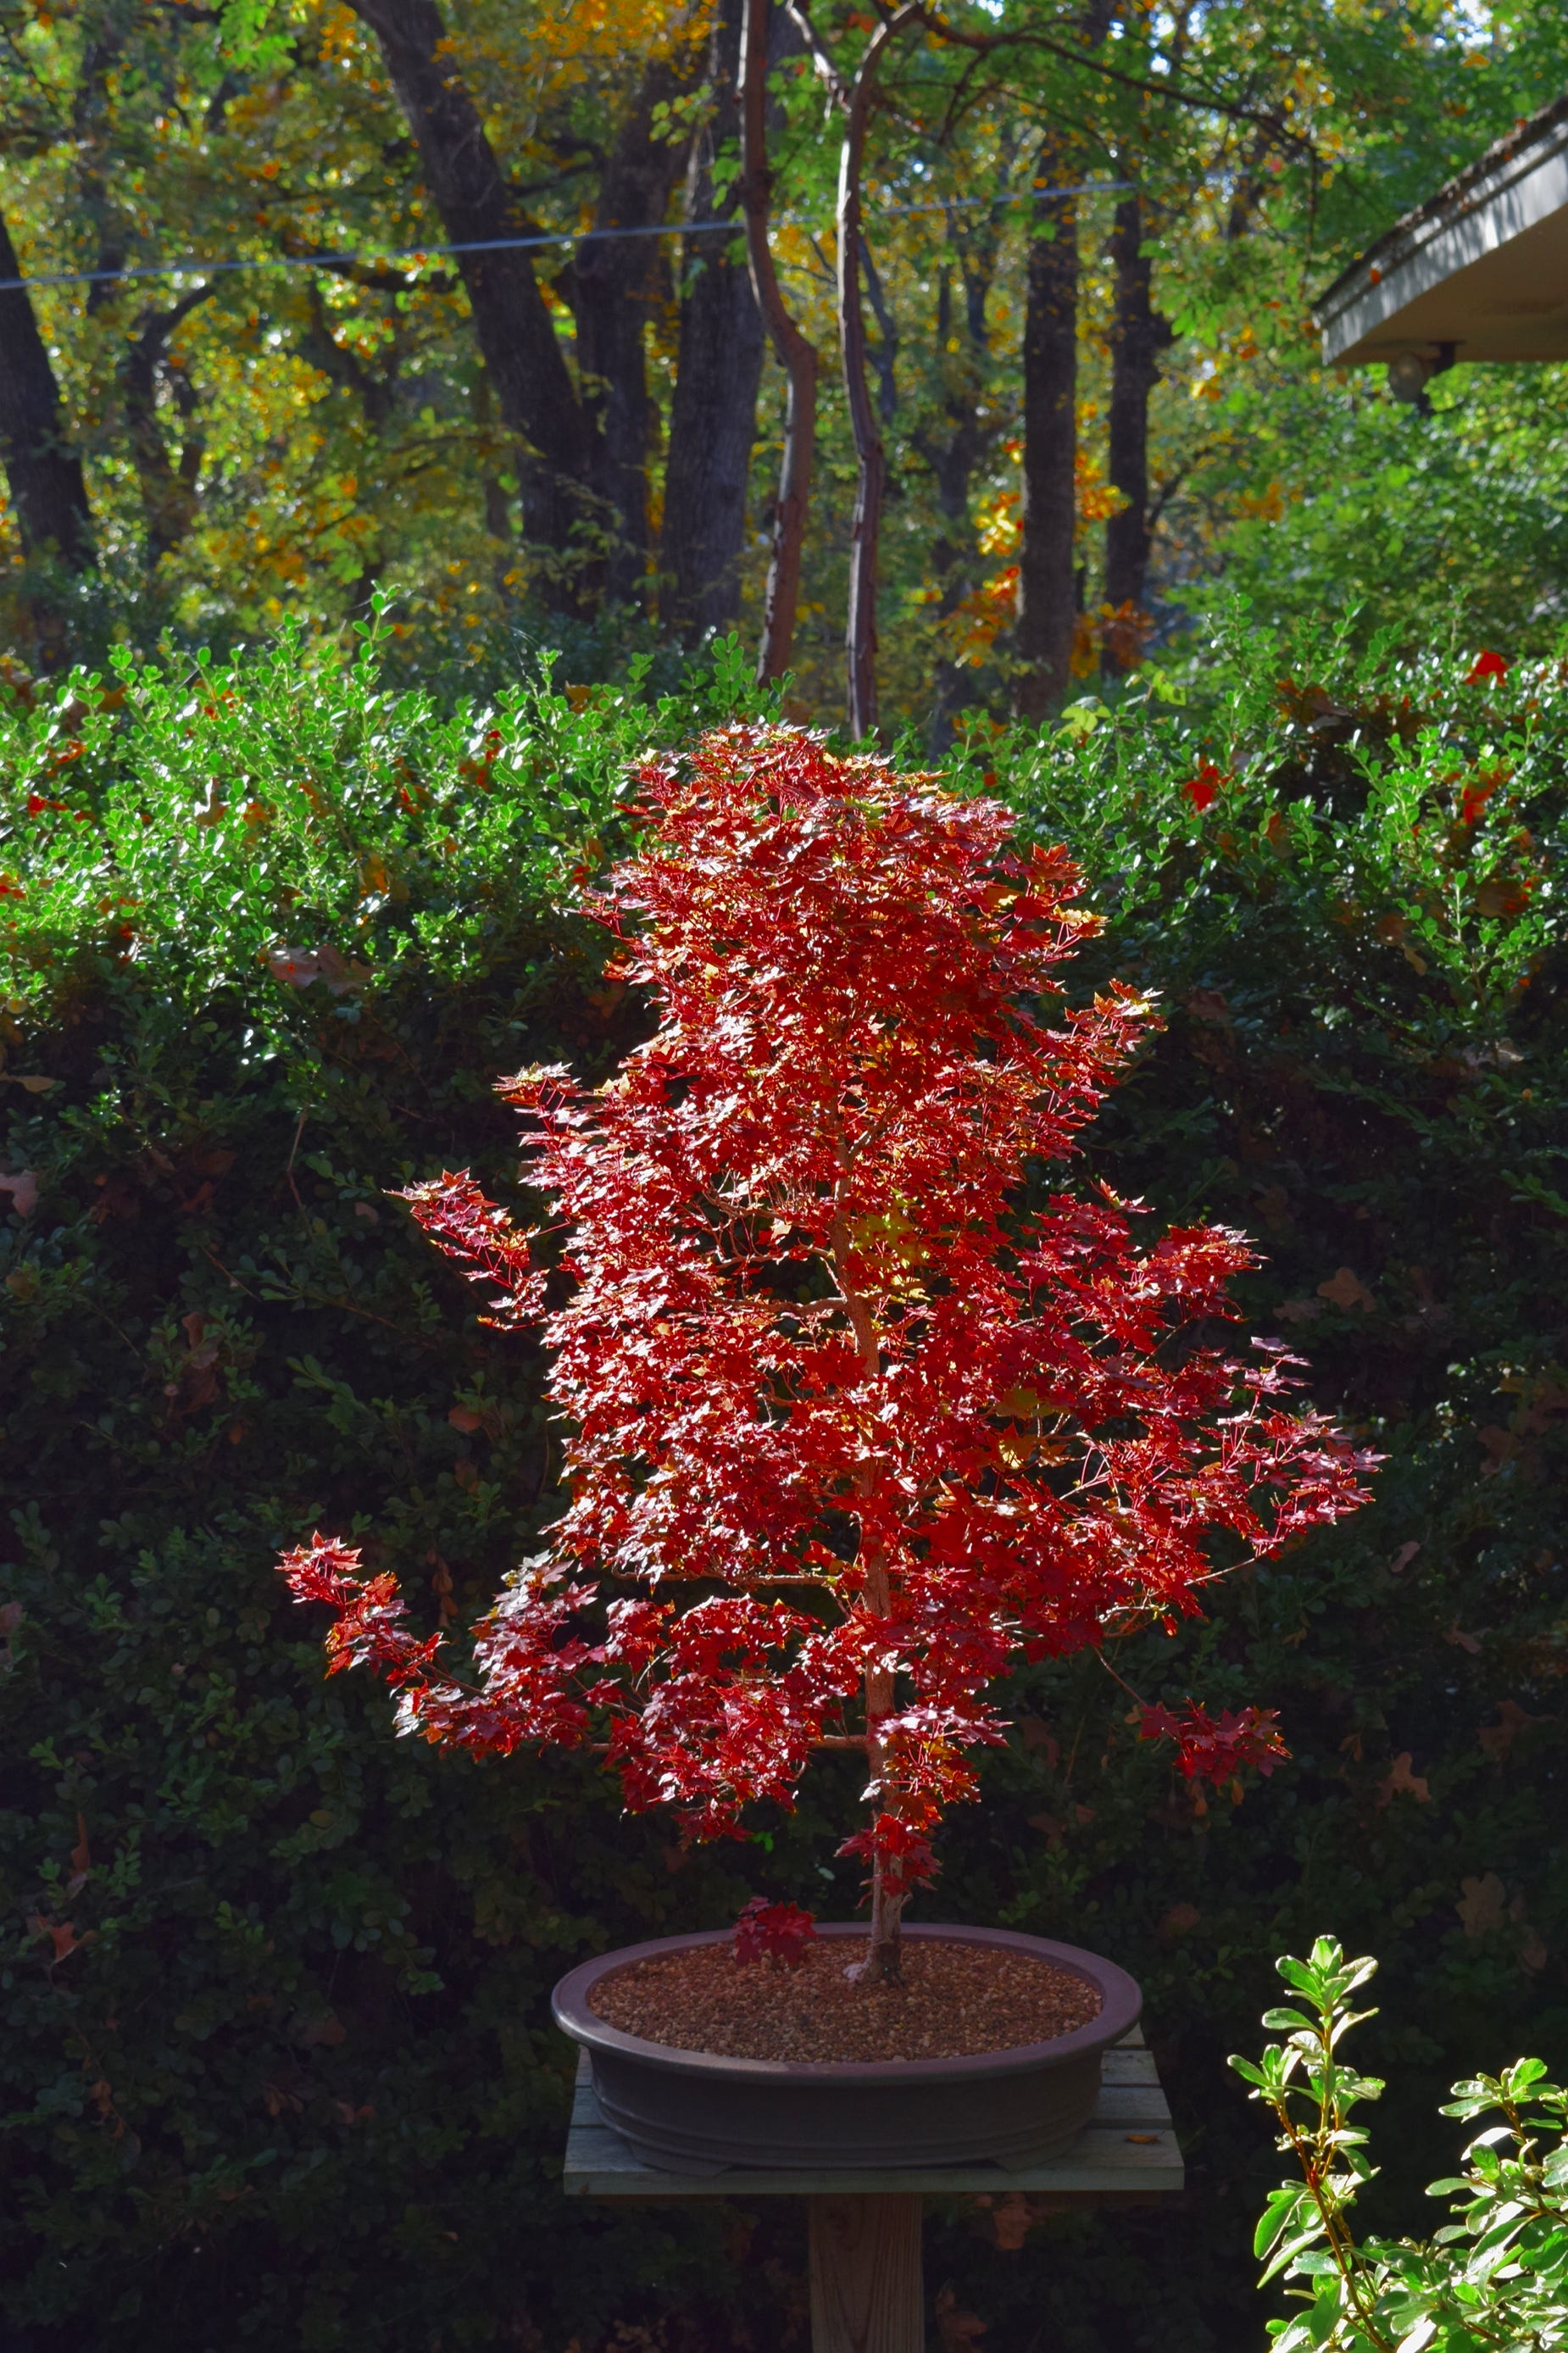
[{"left": 1386, "top": 342, "right": 1457, "bottom": 406}]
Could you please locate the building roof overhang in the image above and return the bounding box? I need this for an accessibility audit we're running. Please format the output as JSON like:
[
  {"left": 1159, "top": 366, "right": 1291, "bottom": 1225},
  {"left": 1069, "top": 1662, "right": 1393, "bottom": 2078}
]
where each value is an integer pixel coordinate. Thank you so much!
[{"left": 1313, "top": 95, "right": 1568, "bottom": 366}]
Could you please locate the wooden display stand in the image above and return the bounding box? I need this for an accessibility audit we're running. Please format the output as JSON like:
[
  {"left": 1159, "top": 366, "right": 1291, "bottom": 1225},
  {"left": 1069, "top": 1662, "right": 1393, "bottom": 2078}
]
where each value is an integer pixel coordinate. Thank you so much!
[{"left": 563, "top": 2027, "right": 1182, "bottom": 2353}]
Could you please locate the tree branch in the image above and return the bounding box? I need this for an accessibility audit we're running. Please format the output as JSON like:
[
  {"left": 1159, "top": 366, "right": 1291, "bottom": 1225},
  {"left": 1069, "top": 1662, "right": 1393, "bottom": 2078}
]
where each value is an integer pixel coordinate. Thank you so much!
[{"left": 912, "top": 4, "right": 1316, "bottom": 162}]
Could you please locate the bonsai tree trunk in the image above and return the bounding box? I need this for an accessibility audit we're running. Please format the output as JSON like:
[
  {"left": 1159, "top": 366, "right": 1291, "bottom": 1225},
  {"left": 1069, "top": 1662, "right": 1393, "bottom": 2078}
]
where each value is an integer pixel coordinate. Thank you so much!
[
  {"left": 863, "top": 1605, "right": 904, "bottom": 1984},
  {"left": 740, "top": 0, "right": 820, "bottom": 681},
  {"left": 831, "top": 1186, "right": 908, "bottom": 1985},
  {"left": 1103, "top": 187, "right": 1172, "bottom": 655},
  {"left": 1013, "top": 139, "right": 1079, "bottom": 723},
  {"left": 662, "top": 0, "right": 766, "bottom": 637},
  {"left": 346, "top": 0, "right": 598, "bottom": 607}
]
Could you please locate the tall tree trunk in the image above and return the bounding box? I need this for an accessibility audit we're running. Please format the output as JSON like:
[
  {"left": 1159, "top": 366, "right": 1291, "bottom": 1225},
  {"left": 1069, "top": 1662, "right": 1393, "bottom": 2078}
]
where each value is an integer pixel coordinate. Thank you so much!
[
  {"left": 0, "top": 211, "right": 95, "bottom": 576},
  {"left": 918, "top": 203, "right": 1007, "bottom": 753},
  {"left": 0, "top": 208, "right": 95, "bottom": 668},
  {"left": 837, "top": 3, "right": 919, "bottom": 742},
  {"left": 471, "top": 368, "right": 515, "bottom": 605},
  {"left": 347, "top": 0, "right": 596, "bottom": 604},
  {"left": 924, "top": 314, "right": 980, "bottom": 753},
  {"left": 1103, "top": 188, "right": 1172, "bottom": 655},
  {"left": 72, "top": 27, "right": 128, "bottom": 319},
  {"left": 662, "top": 0, "right": 765, "bottom": 639},
  {"left": 123, "top": 283, "right": 213, "bottom": 569},
  {"left": 741, "top": 0, "right": 820, "bottom": 681},
  {"left": 1014, "top": 142, "right": 1079, "bottom": 722},
  {"left": 1013, "top": 0, "right": 1114, "bottom": 721},
  {"left": 298, "top": 275, "right": 403, "bottom": 436},
  {"left": 568, "top": 57, "right": 697, "bottom": 611}
]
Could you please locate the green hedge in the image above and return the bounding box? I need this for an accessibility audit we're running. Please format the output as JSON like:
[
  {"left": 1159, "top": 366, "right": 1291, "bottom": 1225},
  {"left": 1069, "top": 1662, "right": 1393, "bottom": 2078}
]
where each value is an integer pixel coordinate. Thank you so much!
[
  {"left": 2, "top": 616, "right": 1564, "bottom": 2350},
  {"left": 926, "top": 619, "right": 1568, "bottom": 2345}
]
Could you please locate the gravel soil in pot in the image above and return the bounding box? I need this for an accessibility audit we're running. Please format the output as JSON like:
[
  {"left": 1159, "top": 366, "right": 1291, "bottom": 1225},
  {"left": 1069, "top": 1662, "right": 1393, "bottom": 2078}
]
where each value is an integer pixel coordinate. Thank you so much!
[
  {"left": 587, "top": 1933, "right": 1102, "bottom": 2063},
  {"left": 553, "top": 1923, "right": 1142, "bottom": 2173}
]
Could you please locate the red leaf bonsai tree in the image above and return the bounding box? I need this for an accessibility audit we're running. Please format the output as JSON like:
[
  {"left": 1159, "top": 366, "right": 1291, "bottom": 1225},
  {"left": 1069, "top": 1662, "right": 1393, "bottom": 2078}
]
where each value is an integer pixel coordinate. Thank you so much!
[{"left": 281, "top": 728, "right": 1371, "bottom": 1983}]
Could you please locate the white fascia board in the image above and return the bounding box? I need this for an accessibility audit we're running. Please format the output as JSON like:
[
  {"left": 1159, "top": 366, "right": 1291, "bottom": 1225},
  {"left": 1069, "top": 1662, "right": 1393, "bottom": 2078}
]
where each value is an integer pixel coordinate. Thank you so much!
[{"left": 1314, "top": 109, "right": 1568, "bottom": 365}]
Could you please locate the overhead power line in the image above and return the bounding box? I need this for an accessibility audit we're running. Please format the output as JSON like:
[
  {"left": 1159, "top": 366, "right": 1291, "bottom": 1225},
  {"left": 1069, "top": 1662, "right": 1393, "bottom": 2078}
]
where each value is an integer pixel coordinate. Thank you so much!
[{"left": 0, "top": 178, "right": 1135, "bottom": 294}]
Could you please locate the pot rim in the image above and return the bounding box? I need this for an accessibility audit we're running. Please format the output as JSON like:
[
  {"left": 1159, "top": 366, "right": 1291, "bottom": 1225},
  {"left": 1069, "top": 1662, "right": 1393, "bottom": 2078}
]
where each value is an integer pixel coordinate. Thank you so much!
[{"left": 551, "top": 1922, "right": 1141, "bottom": 2084}]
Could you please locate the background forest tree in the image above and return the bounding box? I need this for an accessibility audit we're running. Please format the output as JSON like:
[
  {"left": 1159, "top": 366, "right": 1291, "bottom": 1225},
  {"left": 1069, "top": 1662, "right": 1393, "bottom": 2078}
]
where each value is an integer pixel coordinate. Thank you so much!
[{"left": 3, "top": 0, "right": 1568, "bottom": 722}]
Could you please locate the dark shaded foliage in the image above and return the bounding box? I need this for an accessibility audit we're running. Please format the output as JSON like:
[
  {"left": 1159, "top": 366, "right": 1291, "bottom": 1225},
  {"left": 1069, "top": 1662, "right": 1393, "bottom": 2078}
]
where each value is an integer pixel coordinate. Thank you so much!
[{"left": 922, "top": 616, "right": 1568, "bottom": 2345}]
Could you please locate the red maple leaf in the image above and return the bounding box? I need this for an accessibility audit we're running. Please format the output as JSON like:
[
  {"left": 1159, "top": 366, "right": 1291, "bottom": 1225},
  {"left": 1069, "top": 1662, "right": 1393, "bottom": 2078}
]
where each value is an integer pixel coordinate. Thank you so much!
[
  {"left": 281, "top": 728, "right": 1371, "bottom": 1978},
  {"left": 1182, "top": 761, "right": 1228, "bottom": 813},
  {"left": 837, "top": 1814, "right": 938, "bottom": 1900},
  {"left": 1137, "top": 1701, "right": 1288, "bottom": 1785},
  {"left": 734, "top": 1897, "right": 818, "bottom": 1966},
  {"left": 1458, "top": 764, "right": 1508, "bottom": 826}
]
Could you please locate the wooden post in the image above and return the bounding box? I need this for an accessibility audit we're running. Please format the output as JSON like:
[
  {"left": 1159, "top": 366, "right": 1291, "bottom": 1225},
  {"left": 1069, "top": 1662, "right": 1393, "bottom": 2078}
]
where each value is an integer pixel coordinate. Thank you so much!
[{"left": 809, "top": 2194, "right": 923, "bottom": 2353}]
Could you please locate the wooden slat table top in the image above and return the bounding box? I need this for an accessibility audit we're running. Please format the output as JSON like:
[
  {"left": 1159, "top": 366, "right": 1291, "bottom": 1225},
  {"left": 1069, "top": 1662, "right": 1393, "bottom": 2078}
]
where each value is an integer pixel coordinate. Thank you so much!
[{"left": 563, "top": 2027, "right": 1182, "bottom": 2200}]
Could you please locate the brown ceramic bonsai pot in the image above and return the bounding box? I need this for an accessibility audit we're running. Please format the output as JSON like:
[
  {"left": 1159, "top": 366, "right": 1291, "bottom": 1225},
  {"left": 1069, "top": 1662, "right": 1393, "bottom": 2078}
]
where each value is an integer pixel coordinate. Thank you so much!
[{"left": 552, "top": 1922, "right": 1141, "bottom": 2173}]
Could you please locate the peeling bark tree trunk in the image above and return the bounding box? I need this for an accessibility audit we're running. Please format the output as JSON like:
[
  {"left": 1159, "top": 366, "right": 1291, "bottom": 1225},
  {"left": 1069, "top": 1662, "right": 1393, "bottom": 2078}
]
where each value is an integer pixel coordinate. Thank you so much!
[
  {"left": 0, "top": 209, "right": 95, "bottom": 578},
  {"left": 1014, "top": 142, "right": 1079, "bottom": 723},
  {"left": 741, "top": 0, "right": 820, "bottom": 681},
  {"left": 569, "top": 56, "right": 697, "bottom": 612},
  {"left": 347, "top": 0, "right": 596, "bottom": 605},
  {"left": 1103, "top": 188, "right": 1172, "bottom": 653},
  {"left": 662, "top": 0, "right": 765, "bottom": 639}
]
